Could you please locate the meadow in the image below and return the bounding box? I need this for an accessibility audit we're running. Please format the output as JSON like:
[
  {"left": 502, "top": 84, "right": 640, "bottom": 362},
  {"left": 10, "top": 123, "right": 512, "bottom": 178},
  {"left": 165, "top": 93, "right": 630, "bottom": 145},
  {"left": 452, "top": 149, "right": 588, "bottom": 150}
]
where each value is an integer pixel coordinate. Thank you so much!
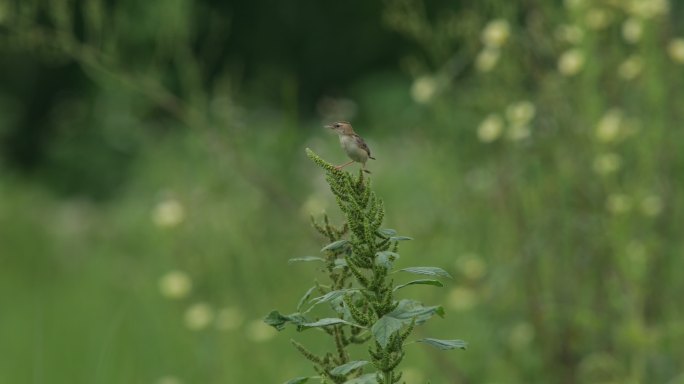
[{"left": 1, "top": 0, "right": 683, "bottom": 383}]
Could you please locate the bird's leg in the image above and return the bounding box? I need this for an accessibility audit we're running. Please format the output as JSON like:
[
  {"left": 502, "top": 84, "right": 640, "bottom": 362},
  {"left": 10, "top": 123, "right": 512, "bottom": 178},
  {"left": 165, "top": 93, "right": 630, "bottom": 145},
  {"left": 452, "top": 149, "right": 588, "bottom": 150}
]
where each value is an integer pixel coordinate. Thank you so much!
[
  {"left": 335, "top": 160, "right": 355, "bottom": 170},
  {"left": 362, "top": 162, "right": 371, "bottom": 174}
]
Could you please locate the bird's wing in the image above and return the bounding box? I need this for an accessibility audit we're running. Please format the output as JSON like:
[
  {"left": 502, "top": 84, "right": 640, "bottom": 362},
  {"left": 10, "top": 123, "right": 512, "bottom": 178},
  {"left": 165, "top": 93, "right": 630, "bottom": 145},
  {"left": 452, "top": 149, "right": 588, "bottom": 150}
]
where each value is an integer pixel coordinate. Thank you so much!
[{"left": 354, "top": 134, "right": 375, "bottom": 159}]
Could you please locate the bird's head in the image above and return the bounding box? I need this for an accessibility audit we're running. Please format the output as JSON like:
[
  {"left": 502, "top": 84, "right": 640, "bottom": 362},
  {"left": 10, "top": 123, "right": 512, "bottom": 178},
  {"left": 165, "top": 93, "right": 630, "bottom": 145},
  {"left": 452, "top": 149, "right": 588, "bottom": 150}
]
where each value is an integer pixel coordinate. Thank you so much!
[{"left": 325, "top": 121, "right": 354, "bottom": 135}]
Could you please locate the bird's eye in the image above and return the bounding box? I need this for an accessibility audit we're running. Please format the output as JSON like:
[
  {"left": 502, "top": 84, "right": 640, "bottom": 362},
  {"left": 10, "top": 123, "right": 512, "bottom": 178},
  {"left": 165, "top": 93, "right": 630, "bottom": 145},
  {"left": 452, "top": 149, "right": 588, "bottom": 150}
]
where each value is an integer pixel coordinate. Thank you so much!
[{"left": 335, "top": 124, "right": 340, "bottom": 128}]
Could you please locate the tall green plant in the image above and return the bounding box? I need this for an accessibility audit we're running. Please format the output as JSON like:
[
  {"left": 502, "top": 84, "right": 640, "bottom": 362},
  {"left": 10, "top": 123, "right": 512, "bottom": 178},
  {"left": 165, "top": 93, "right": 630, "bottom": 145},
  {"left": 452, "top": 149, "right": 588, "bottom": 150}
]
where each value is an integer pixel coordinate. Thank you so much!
[{"left": 265, "top": 149, "right": 466, "bottom": 384}]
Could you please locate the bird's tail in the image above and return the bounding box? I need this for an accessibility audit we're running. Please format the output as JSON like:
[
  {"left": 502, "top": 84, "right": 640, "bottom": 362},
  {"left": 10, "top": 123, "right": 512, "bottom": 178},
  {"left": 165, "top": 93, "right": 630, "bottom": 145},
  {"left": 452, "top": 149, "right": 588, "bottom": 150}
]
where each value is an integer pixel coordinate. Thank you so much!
[{"left": 369, "top": 156, "right": 376, "bottom": 160}]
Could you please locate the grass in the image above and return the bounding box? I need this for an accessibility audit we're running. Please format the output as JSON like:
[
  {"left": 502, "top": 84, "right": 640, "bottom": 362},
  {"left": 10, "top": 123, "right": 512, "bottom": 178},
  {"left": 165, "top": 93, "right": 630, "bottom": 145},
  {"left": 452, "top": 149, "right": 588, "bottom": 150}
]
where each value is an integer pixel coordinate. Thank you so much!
[{"left": 2, "top": 112, "right": 682, "bottom": 382}]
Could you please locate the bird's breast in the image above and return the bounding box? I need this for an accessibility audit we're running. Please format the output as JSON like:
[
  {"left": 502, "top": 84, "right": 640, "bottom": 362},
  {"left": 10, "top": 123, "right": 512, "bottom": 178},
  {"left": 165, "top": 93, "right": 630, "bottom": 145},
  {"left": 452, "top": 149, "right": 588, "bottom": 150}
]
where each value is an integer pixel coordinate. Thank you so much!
[{"left": 339, "top": 135, "right": 368, "bottom": 162}]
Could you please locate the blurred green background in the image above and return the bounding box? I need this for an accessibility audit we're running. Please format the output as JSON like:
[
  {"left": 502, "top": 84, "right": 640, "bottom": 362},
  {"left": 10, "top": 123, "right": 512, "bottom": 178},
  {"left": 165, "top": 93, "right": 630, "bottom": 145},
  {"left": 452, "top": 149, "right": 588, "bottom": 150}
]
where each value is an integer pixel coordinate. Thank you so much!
[{"left": 1, "top": 0, "right": 684, "bottom": 383}]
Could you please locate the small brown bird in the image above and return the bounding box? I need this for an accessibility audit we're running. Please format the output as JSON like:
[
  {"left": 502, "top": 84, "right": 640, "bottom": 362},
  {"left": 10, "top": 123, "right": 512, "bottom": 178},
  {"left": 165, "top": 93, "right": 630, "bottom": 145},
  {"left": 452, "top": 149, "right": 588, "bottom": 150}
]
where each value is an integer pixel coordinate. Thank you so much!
[{"left": 325, "top": 121, "right": 375, "bottom": 173}]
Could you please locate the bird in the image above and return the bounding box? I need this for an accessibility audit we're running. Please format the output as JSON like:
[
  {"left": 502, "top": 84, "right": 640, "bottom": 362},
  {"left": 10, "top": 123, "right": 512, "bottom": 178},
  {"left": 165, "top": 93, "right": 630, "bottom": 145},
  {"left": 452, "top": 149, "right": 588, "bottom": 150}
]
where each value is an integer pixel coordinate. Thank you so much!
[{"left": 325, "top": 121, "right": 375, "bottom": 173}]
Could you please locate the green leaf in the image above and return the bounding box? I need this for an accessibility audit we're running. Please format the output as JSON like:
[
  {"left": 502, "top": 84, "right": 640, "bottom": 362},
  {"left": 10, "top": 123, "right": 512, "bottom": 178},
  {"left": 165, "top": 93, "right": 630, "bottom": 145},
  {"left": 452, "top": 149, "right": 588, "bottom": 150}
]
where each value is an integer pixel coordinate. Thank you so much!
[
  {"left": 301, "top": 318, "right": 365, "bottom": 329},
  {"left": 371, "top": 315, "right": 404, "bottom": 348},
  {"left": 388, "top": 300, "right": 445, "bottom": 324},
  {"left": 330, "top": 360, "right": 370, "bottom": 376},
  {"left": 309, "top": 289, "right": 357, "bottom": 306},
  {"left": 375, "top": 251, "right": 400, "bottom": 269},
  {"left": 321, "top": 239, "right": 350, "bottom": 252},
  {"left": 377, "top": 228, "right": 397, "bottom": 237},
  {"left": 416, "top": 338, "right": 468, "bottom": 350},
  {"left": 263, "top": 311, "right": 308, "bottom": 331},
  {"left": 305, "top": 289, "right": 359, "bottom": 314},
  {"left": 297, "top": 286, "right": 317, "bottom": 312},
  {"left": 393, "top": 279, "right": 444, "bottom": 291},
  {"left": 390, "top": 236, "right": 413, "bottom": 241},
  {"left": 398, "top": 266, "right": 453, "bottom": 279},
  {"left": 284, "top": 377, "right": 311, "bottom": 384},
  {"left": 288, "top": 256, "right": 325, "bottom": 264},
  {"left": 333, "top": 258, "right": 348, "bottom": 269},
  {"left": 377, "top": 229, "right": 412, "bottom": 241},
  {"left": 343, "top": 373, "right": 378, "bottom": 384}
]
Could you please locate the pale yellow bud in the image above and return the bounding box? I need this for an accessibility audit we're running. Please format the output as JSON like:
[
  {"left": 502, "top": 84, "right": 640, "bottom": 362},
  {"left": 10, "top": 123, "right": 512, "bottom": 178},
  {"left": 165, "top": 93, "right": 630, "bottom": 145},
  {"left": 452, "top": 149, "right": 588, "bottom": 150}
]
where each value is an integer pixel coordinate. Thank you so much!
[
  {"left": 410, "top": 76, "right": 438, "bottom": 104},
  {"left": 481, "top": 19, "right": 510, "bottom": 48},
  {"left": 505, "top": 101, "right": 536, "bottom": 126},
  {"left": 475, "top": 47, "right": 500, "bottom": 72},
  {"left": 455, "top": 255, "right": 487, "bottom": 280},
  {"left": 593, "top": 153, "right": 622, "bottom": 175},
  {"left": 585, "top": 8, "right": 612, "bottom": 30},
  {"left": 447, "top": 287, "right": 477, "bottom": 311},
  {"left": 216, "top": 307, "right": 245, "bottom": 331},
  {"left": 595, "top": 109, "right": 623, "bottom": 143},
  {"left": 627, "top": 0, "right": 669, "bottom": 19},
  {"left": 159, "top": 270, "right": 192, "bottom": 299},
  {"left": 558, "top": 49, "right": 585, "bottom": 76},
  {"left": 668, "top": 38, "right": 684, "bottom": 64},
  {"left": 477, "top": 114, "right": 504, "bottom": 143},
  {"left": 622, "top": 18, "right": 642, "bottom": 44},
  {"left": 246, "top": 319, "right": 277, "bottom": 342},
  {"left": 184, "top": 303, "right": 214, "bottom": 331},
  {"left": 607, "top": 194, "right": 632, "bottom": 214},
  {"left": 641, "top": 195, "right": 663, "bottom": 217},
  {"left": 555, "top": 24, "right": 584, "bottom": 44},
  {"left": 618, "top": 55, "right": 643, "bottom": 80},
  {"left": 152, "top": 198, "right": 185, "bottom": 228}
]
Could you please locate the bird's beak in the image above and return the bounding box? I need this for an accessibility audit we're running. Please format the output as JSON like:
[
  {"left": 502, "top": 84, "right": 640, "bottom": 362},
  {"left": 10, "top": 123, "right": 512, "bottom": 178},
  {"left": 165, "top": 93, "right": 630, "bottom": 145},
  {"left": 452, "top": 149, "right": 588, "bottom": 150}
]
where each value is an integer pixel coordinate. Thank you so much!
[{"left": 324, "top": 124, "right": 334, "bottom": 129}]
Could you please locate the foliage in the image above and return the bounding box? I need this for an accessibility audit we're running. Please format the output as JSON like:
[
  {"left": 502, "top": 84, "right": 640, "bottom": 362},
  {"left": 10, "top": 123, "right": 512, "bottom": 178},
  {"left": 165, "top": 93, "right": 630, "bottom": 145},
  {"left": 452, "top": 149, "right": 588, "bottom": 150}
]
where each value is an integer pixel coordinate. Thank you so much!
[
  {"left": 265, "top": 149, "right": 465, "bottom": 383},
  {"left": 1, "top": 0, "right": 684, "bottom": 383}
]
